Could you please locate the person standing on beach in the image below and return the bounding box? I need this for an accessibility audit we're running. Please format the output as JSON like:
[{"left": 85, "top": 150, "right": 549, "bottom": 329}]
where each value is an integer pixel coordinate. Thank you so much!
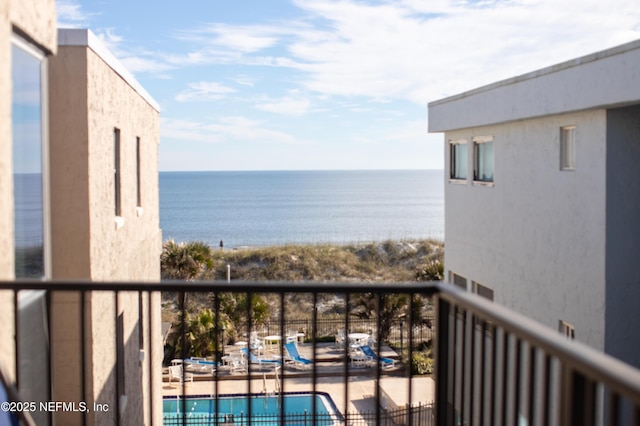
[{"left": 219, "top": 240, "right": 224, "bottom": 250}]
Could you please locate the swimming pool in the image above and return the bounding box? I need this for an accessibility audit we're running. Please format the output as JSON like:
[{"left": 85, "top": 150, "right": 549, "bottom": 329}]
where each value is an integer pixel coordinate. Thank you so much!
[{"left": 163, "top": 392, "right": 343, "bottom": 425}]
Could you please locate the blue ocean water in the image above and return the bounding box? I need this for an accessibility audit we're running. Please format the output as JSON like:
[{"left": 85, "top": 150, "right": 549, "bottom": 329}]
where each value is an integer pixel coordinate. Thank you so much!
[{"left": 159, "top": 170, "right": 444, "bottom": 248}]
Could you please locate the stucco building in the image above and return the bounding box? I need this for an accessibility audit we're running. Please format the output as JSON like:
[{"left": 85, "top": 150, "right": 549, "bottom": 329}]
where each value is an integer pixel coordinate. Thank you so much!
[
  {"left": 1, "top": 2, "right": 162, "bottom": 424},
  {"left": 428, "top": 39, "right": 640, "bottom": 368}
]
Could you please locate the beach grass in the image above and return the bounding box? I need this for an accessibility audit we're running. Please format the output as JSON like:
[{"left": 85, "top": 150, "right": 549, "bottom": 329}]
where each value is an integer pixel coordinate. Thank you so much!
[{"left": 204, "top": 239, "right": 443, "bottom": 283}]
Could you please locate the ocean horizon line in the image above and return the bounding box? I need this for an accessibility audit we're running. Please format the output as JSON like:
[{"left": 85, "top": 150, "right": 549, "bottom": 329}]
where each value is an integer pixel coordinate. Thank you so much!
[{"left": 159, "top": 168, "right": 445, "bottom": 174}]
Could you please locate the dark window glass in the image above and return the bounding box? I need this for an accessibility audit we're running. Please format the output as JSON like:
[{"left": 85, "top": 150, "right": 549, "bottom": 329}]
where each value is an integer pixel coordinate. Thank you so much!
[
  {"left": 450, "top": 142, "right": 467, "bottom": 180},
  {"left": 115, "top": 128, "right": 121, "bottom": 216}
]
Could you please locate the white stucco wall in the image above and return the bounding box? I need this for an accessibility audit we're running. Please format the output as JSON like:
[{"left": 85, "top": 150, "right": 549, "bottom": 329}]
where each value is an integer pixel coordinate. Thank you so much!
[{"left": 442, "top": 110, "right": 607, "bottom": 351}]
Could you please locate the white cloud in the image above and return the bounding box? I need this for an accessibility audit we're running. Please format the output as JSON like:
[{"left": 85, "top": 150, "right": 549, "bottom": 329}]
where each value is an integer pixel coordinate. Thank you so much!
[
  {"left": 229, "top": 74, "right": 256, "bottom": 87},
  {"left": 177, "top": 23, "right": 289, "bottom": 53},
  {"left": 254, "top": 91, "right": 311, "bottom": 115},
  {"left": 178, "top": 0, "right": 640, "bottom": 105},
  {"left": 175, "top": 82, "right": 237, "bottom": 102},
  {"left": 161, "top": 116, "right": 300, "bottom": 145},
  {"left": 56, "top": 0, "right": 94, "bottom": 27}
]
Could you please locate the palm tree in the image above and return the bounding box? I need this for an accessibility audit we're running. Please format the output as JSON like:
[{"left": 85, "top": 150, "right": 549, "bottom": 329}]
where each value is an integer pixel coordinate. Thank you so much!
[{"left": 161, "top": 240, "right": 214, "bottom": 280}]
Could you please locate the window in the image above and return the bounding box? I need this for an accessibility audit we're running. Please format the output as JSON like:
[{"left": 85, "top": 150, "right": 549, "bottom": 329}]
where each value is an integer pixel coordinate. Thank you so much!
[
  {"left": 136, "top": 137, "right": 142, "bottom": 208},
  {"left": 473, "top": 136, "right": 494, "bottom": 183},
  {"left": 12, "top": 35, "right": 52, "bottom": 421},
  {"left": 449, "top": 140, "right": 467, "bottom": 180},
  {"left": 472, "top": 281, "right": 494, "bottom": 301},
  {"left": 12, "top": 37, "right": 48, "bottom": 279},
  {"left": 560, "top": 126, "right": 575, "bottom": 170},
  {"left": 450, "top": 271, "right": 467, "bottom": 290},
  {"left": 114, "top": 128, "right": 122, "bottom": 216},
  {"left": 559, "top": 320, "right": 575, "bottom": 339}
]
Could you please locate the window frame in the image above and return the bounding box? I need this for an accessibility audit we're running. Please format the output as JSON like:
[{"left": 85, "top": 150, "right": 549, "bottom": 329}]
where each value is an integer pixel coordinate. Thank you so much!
[
  {"left": 449, "top": 139, "right": 468, "bottom": 182},
  {"left": 11, "top": 34, "right": 51, "bottom": 279},
  {"left": 559, "top": 320, "right": 576, "bottom": 339},
  {"left": 450, "top": 271, "right": 468, "bottom": 290},
  {"left": 560, "top": 126, "right": 576, "bottom": 171},
  {"left": 472, "top": 281, "right": 494, "bottom": 301},
  {"left": 473, "top": 136, "right": 494, "bottom": 185}
]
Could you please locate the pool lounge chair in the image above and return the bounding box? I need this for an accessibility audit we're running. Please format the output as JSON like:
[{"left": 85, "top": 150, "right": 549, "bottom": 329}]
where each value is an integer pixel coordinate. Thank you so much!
[
  {"left": 227, "top": 353, "right": 247, "bottom": 375},
  {"left": 241, "top": 348, "right": 281, "bottom": 371},
  {"left": 359, "top": 345, "right": 395, "bottom": 369},
  {"left": 184, "top": 357, "right": 217, "bottom": 374},
  {"left": 168, "top": 365, "right": 193, "bottom": 387},
  {"left": 284, "top": 342, "right": 313, "bottom": 369}
]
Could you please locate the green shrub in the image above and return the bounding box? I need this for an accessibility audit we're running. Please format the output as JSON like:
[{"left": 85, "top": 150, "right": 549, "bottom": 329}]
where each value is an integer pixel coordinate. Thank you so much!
[
  {"left": 411, "top": 350, "right": 434, "bottom": 375},
  {"left": 416, "top": 259, "right": 444, "bottom": 281}
]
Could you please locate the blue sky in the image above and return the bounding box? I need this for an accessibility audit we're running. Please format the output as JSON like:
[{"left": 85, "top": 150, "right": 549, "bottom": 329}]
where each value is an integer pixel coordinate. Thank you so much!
[{"left": 57, "top": 0, "right": 640, "bottom": 171}]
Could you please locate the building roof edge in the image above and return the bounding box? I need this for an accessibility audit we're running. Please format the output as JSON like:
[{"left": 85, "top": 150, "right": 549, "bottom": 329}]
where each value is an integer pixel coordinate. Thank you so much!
[
  {"left": 57, "top": 28, "right": 160, "bottom": 112},
  {"left": 428, "top": 38, "right": 640, "bottom": 108}
]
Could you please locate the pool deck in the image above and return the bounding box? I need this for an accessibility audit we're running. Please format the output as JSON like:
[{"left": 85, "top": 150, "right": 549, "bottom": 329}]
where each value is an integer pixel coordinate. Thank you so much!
[{"left": 163, "top": 343, "right": 435, "bottom": 420}]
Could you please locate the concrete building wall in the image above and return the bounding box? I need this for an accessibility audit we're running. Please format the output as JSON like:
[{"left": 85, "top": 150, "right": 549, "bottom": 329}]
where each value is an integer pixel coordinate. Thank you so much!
[
  {"left": 605, "top": 105, "right": 640, "bottom": 367},
  {"left": 0, "top": 0, "right": 56, "bottom": 383},
  {"left": 49, "top": 45, "right": 92, "bottom": 278},
  {"left": 48, "top": 29, "right": 162, "bottom": 425},
  {"left": 84, "top": 39, "right": 161, "bottom": 282},
  {"left": 442, "top": 109, "right": 607, "bottom": 350},
  {"left": 430, "top": 39, "right": 640, "bottom": 363}
]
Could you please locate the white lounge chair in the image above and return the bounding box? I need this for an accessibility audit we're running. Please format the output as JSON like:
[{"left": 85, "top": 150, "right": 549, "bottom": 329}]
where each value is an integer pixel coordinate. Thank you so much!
[
  {"left": 229, "top": 354, "right": 248, "bottom": 375},
  {"left": 335, "top": 329, "right": 346, "bottom": 350},
  {"left": 168, "top": 365, "right": 193, "bottom": 387}
]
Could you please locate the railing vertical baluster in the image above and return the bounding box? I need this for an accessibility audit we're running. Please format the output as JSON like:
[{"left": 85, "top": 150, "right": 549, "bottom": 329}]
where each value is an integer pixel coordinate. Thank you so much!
[
  {"left": 375, "top": 292, "right": 382, "bottom": 426},
  {"left": 407, "top": 292, "right": 415, "bottom": 426},
  {"left": 115, "top": 290, "right": 121, "bottom": 426},
  {"left": 451, "top": 302, "right": 459, "bottom": 426},
  {"left": 528, "top": 346, "right": 536, "bottom": 426},
  {"left": 561, "top": 365, "right": 597, "bottom": 426},
  {"left": 146, "top": 291, "right": 153, "bottom": 426},
  {"left": 490, "top": 324, "right": 497, "bottom": 426},
  {"left": 81, "top": 290, "right": 87, "bottom": 426},
  {"left": 246, "top": 290, "right": 252, "bottom": 426},
  {"left": 179, "top": 290, "right": 186, "bottom": 426},
  {"left": 544, "top": 355, "right": 552, "bottom": 426},
  {"left": 279, "top": 291, "right": 285, "bottom": 425},
  {"left": 312, "top": 291, "right": 318, "bottom": 426},
  {"left": 13, "top": 290, "right": 19, "bottom": 391},
  {"left": 515, "top": 338, "right": 522, "bottom": 426},
  {"left": 214, "top": 291, "right": 221, "bottom": 426},
  {"left": 502, "top": 330, "right": 510, "bottom": 426},
  {"left": 607, "top": 391, "right": 620, "bottom": 426},
  {"left": 479, "top": 320, "right": 487, "bottom": 426},
  {"left": 469, "top": 312, "right": 476, "bottom": 426},
  {"left": 460, "top": 307, "right": 467, "bottom": 426},
  {"left": 344, "top": 292, "right": 350, "bottom": 424},
  {"left": 435, "top": 295, "right": 451, "bottom": 426}
]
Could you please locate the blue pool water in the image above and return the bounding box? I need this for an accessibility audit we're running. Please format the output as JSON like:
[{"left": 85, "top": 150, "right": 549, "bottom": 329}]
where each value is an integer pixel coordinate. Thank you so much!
[{"left": 163, "top": 392, "right": 342, "bottom": 425}]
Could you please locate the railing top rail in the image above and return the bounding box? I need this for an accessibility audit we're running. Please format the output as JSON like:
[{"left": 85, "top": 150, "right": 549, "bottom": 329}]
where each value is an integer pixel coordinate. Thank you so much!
[
  {"left": 0, "top": 279, "right": 440, "bottom": 294},
  {"left": 437, "top": 282, "right": 640, "bottom": 403}
]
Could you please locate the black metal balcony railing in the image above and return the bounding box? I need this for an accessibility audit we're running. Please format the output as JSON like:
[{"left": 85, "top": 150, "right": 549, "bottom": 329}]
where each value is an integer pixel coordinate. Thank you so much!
[{"left": 1, "top": 280, "right": 640, "bottom": 426}]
